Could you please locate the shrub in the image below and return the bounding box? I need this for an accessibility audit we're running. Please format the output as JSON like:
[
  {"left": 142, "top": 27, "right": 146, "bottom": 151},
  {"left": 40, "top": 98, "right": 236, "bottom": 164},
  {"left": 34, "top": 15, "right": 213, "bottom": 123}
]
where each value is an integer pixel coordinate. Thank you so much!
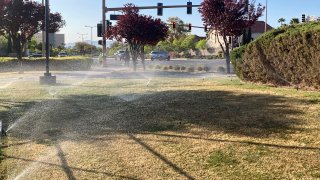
[
  {"left": 148, "top": 65, "right": 154, "bottom": 69},
  {"left": 0, "top": 56, "right": 93, "bottom": 72},
  {"left": 187, "top": 67, "right": 195, "bottom": 72},
  {"left": 204, "top": 66, "right": 210, "bottom": 72},
  {"left": 181, "top": 66, "right": 186, "bottom": 71},
  {"left": 155, "top": 65, "right": 162, "bottom": 69},
  {"left": 197, "top": 66, "right": 203, "bottom": 71},
  {"left": 240, "top": 22, "right": 320, "bottom": 89},
  {"left": 163, "top": 66, "right": 169, "bottom": 71},
  {"left": 174, "top": 65, "right": 181, "bottom": 71},
  {"left": 168, "top": 65, "right": 173, "bottom": 70},
  {"left": 217, "top": 66, "right": 226, "bottom": 73},
  {"left": 230, "top": 45, "right": 247, "bottom": 78}
]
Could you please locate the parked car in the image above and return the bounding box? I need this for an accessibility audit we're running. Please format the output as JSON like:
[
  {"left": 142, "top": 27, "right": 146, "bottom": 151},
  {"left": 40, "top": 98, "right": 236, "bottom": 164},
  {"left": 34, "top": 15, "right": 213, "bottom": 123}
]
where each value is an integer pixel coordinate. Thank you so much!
[
  {"left": 114, "top": 50, "right": 125, "bottom": 60},
  {"left": 29, "top": 53, "right": 43, "bottom": 58},
  {"left": 58, "top": 52, "right": 67, "bottom": 57},
  {"left": 150, "top": 51, "right": 170, "bottom": 61}
]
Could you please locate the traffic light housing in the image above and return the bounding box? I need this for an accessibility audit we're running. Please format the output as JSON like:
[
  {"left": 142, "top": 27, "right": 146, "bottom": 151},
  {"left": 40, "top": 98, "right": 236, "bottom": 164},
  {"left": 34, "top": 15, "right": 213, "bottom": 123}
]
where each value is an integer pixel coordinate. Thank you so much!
[
  {"left": 187, "top": 2, "right": 192, "bottom": 15},
  {"left": 157, "top": 3, "right": 163, "bottom": 16},
  {"left": 172, "top": 22, "right": 176, "bottom": 29},
  {"left": 188, "top": 24, "right": 192, "bottom": 31},
  {"left": 97, "top": 23, "right": 102, "bottom": 37},
  {"left": 302, "top": 14, "right": 306, "bottom": 23},
  {"left": 204, "top": 25, "right": 208, "bottom": 32},
  {"left": 106, "top": 20, "right": 112, "bottom": 31},
  {"left": 98, "top": 40, "right": 106, "bottom": 46}
]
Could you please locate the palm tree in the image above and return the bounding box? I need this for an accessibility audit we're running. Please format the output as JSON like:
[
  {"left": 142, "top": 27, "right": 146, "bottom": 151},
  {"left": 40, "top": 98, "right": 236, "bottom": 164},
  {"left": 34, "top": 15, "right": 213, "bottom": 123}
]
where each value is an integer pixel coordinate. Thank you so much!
[{"left": 278, "top": 18, "right": 286, "bottom": 26}]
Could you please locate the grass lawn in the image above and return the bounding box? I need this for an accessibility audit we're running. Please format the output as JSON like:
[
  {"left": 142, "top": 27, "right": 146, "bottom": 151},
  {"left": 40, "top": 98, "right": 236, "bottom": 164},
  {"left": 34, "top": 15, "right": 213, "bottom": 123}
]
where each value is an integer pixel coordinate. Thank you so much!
[{"left": 0, "top": 72, "right": 320, "bottom": 179}]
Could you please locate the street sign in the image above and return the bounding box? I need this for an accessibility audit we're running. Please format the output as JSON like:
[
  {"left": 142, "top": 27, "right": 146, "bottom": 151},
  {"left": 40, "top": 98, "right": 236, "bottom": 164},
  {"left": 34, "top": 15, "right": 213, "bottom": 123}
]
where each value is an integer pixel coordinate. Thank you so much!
[{"left": 110, "top": 14, "right": 122, "bottom": 20}]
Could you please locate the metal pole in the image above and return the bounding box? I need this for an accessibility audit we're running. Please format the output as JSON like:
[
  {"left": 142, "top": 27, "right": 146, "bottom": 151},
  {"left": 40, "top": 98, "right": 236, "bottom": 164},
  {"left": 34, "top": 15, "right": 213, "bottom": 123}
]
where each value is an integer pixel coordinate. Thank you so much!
[
  {"left": 85, "top": 26, "right": 96, "bottom": 46},
  {"left": 265, "top": 0, "right": 268, "bottom": 32},
  {"left": 42, "top": 0, "right": 45, "bottom": 57},
  {"left": 102, "top": 0, "right": 107, "bottom": 66},
  {"left": 45, "top": 0, "right": 50, "bottom": 75}
]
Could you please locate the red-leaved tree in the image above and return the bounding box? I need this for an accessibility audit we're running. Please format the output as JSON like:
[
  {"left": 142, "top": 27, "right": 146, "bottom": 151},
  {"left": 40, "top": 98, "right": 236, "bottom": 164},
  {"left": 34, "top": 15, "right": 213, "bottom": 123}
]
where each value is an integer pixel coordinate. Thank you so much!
[
  {"left": 106, "top": 4, "right": 168, "bottom": 71},
  {"left": 0, "top": 0, "right": 65, "bottom": 71},
  {"left": 199, "top": 0, "right": 264, "bottom": 73}
]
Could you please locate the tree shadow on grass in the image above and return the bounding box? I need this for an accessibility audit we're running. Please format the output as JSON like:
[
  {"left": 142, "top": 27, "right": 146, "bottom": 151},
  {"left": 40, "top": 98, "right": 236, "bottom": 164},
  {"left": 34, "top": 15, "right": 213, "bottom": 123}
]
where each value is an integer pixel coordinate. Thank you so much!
[
  {"left": 3, "top": 90, "right": 304, "bottom": 140},
  {"left": 0, "top": 90, "right": 309, "bottom": 179}
]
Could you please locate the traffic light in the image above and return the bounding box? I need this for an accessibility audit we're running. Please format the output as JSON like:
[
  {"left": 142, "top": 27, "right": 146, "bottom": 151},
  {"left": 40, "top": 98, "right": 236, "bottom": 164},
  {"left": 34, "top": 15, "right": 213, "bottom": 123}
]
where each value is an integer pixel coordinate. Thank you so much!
[
  {"left": 187, "top": 2, "right": 192, "bottom": 15},
  {"left": 98, "top": 40, "right": 106, "bottom": 46},
  {"left": 97, "top": 23, "right": 102, "bottom": 37},
  {"left": 172, "top": 22, "right": 176, "bottom": 29},
  {"left": 302, "top": 14, "right": 306, "bottom": 23},
  {"left": 188, "top": 23, "right": 192, "bottom": 31},
  {"left": 157, "top": 3, "right": 163, "bottom": 16},
  {"left": 106, "top": 20, "right": 112, "bottom": 31},
  {"left": 204, "top": 25, "right": 208, "bottom": 32}
]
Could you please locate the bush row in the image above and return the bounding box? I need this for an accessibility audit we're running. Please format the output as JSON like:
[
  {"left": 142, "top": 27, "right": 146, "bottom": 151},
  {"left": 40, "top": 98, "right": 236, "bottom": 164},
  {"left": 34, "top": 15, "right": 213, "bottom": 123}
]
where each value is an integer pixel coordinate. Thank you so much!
[
  {"left": 0, "top": 56, "right": 93, "bottom": 72},
  {"left": 231, "top": 22, "right": 320, "bottom": 89}
]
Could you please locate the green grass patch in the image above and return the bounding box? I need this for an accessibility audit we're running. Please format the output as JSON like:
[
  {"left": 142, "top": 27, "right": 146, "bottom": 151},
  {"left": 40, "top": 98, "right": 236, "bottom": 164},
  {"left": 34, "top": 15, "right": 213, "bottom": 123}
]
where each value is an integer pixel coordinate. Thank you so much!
[{"left": 208, "top": 149, "right": 238, "bottom": 167}]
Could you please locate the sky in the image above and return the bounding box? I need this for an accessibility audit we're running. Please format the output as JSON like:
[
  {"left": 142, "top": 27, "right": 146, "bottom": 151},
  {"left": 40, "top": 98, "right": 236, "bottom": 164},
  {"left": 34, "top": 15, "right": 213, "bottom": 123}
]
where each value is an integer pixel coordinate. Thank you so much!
[{"left": 33, "top": 0, "right": 320, "bottom": 44}]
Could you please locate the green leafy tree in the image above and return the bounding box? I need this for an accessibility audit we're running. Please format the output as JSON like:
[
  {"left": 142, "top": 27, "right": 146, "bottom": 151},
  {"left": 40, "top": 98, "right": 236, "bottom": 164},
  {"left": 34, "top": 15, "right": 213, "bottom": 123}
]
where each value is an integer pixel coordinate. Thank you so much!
[
  {"left": 181, "top": 35, "right": 197, "bottom": 51},
  {"left": 278, "top": 18, "right": 286, "bottom": 26},
  {"left": 166, "top": 17, "right": 188, "bottom": 42},
  {"left": 196, "top": 39, "right": 208, "bottom": 56},
  {"left": 108, "top": 41, "right": 122, "bottom": 56},
  {"left": 74, "top": 42, "right": 97, "bottom": 55},
  {"left": 290, "top": 18, "right": 300, "bottom": 25}
]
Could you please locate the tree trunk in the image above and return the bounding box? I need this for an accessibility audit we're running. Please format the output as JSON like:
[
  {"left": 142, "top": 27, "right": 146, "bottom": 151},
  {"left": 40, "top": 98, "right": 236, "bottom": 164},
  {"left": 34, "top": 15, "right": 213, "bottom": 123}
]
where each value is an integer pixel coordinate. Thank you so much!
[
  {"left": 224, "top": 37, "right": 231, "bottom": 74},
  {"left": 7, "top": 34, "right": 12, "bottom": 54},
  {"left": 12, "top": 35, "right": 24, "bottom": 73},
  {"left": 141, "top": 46, "right": 145, "bottom": 71}
]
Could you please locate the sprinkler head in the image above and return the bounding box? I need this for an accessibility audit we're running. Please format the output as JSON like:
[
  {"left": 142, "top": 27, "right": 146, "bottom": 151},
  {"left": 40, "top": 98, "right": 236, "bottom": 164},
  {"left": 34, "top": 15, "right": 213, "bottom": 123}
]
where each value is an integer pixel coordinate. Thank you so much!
[
  {"left": 1, "top": 128, "right": 6, "bottom": 136},
  {"left": 0, "top": 121, "right": 6, "bottom": 136}
]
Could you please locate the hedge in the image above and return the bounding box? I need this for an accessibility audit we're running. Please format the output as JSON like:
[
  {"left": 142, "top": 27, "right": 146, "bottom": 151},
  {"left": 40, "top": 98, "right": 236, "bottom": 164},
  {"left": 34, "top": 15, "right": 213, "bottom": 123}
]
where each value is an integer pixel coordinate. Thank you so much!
[
  {"left": 233, "top": 22, "right": 320, "bottom": 89},
  {"left": 0, "top": 56, "right": 93, "bottom": 72}
]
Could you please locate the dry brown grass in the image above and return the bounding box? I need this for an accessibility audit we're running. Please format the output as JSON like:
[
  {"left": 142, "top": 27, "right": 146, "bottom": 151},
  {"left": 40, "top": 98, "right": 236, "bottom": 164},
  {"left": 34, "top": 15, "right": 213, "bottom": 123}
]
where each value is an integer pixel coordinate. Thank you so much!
[{"left": 0, "top": 73, "right": 320, "bottom": 179}]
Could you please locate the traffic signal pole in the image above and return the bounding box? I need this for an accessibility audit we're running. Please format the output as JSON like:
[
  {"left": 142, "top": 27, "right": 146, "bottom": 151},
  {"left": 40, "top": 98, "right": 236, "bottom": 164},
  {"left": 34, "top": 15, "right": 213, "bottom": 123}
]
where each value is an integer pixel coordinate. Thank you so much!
[{"left": 102, "top": 0, "right": 107, "bottom": 66}]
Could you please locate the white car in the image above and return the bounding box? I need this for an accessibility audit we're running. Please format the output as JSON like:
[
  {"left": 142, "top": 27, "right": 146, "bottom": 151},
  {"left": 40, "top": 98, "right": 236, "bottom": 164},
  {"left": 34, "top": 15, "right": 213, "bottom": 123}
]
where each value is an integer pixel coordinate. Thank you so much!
[
  {"left": 150, "top": 51, "right": 170, "bottom": 61},
  {"left": 58, "top": 52, "right": 67, "bottom": 57},
  {"left": 114, "top": 50, "right": 126, "bottom": 60}
]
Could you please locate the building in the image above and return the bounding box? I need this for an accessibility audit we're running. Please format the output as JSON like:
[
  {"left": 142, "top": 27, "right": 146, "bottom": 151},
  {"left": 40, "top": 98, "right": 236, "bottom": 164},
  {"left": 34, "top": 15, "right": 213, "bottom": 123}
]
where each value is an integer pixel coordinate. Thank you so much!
[
  {"left": 206, "top": 21, "right": 273, "bottom": 55},
  {"left": 34, "top": 33, "right": 65, "bottom": 48}
]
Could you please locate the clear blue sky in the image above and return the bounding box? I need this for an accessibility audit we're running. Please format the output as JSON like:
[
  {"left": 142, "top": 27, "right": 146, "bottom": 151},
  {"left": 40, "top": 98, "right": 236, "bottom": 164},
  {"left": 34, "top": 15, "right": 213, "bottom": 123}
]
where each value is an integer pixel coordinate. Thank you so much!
[{"left": 34, "top": 0, "right": 320, "bottom": 43}]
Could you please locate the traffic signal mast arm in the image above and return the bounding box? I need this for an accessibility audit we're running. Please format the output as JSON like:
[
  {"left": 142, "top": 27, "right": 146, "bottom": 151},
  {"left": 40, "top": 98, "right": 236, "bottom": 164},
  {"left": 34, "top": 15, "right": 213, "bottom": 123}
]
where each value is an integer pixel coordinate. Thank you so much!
[
  {"left": 105, "top": 4, "right": 200, "bottom": 12},
  {"left": 169, "top": 23, "right": 210, "bottom": 32}
]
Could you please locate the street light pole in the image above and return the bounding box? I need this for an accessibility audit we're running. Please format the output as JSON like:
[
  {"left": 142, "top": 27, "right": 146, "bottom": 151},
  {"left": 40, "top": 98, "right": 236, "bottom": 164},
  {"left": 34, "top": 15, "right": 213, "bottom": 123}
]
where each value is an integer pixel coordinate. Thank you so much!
[
  {"left": 265, "top": 0, "right": 268, "bottom": 32},
  {"left": 85, "top": 25, "right": 96, "bottom": 46},
  {"left": 77, "top": 33, "right": 87, "bottom": 42}
]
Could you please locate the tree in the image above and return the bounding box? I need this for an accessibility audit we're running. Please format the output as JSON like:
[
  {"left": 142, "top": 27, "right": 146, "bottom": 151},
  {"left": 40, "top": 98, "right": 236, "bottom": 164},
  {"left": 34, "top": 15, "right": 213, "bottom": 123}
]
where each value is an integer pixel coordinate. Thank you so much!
[
  {"left": 290, "top": 18, "right": 300, "bottom": 25},
  {"left": 74, "top": 42, "right": 97, "bottom": 55},
  {"left": 181, "top": 35, "right": 197, "bottom": 51},
  {"left": 278, "top": 18, "right": 286, "bottom": 26},
  {"left": 196, "top": 39, "right": 208, "bottom": 56},
  {"left": 0, "top": 0, "right": 65, "bottom": 71},
  {"left": 166, "top": 17, "right": 188, "bottom": 42},
  {"left": 199, "top": 0, "right": 264, "bottom": 73},
  {"left": 106, "top": 4, "right": 168, "bottom": 71}
]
